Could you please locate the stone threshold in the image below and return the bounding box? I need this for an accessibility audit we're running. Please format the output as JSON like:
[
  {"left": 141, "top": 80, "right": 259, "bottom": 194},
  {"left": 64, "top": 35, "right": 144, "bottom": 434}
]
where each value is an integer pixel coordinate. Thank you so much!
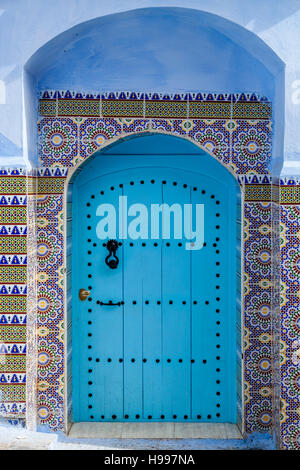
[{"left": 69, "top": 422, "right": 242, "bottom": 439}]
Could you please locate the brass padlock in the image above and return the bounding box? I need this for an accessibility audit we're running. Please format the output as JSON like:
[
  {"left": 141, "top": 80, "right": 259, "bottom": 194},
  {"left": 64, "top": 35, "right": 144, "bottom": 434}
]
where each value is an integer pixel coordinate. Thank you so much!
[{"left": 79, "top": 288, "right": 91, "bottom": 301}]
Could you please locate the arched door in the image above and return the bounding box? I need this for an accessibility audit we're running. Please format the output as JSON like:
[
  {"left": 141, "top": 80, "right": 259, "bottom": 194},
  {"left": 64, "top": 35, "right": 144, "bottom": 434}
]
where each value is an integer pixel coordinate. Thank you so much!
[{"left": 72, "top": 135, "right": 238, "bottom": 423}]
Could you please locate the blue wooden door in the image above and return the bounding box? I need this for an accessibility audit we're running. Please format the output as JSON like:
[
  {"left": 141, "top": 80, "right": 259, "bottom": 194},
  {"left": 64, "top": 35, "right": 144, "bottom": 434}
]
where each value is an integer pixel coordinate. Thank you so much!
[{"left": 72, "top": 135, "right": 238, "bottom": 423}]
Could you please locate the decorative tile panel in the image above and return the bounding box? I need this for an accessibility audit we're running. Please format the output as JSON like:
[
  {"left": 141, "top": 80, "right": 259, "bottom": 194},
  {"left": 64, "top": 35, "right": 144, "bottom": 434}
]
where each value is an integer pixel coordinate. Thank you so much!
[
  {"left": 4, "top": 90, "right": 298, "bottom": 449},
  {"left": 279, "top": 179, "right": 300, "bottom": 450},
  {"left": 38, "top": 91, "right": 272, "bottom": 175},
  {"left": 0, "top": 170, "right": 27, "bottom": 420}
]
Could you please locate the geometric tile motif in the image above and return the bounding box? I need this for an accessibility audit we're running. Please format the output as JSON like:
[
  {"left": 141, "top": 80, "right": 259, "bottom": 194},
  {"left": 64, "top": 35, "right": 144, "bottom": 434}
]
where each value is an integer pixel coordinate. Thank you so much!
[
  {"left": 38, "top": 116, "right": 273, "bottom": 175},
  {"left": 33, "top": 186, "right": 276, "bottom": 434},
  {"left": 39, "top": 91, "right": 272, "bottom": 121},
  {"left": 38, "top": 91, "right": 272, "bottom": 176},
  {"left": 3, "top": 92, "right": 282, "bottom": 436},
  {"left": 38, "top": 118, "right": 78, "bottom": 167},
  {"left": 280, "top": 195, "right": 300, "bottom": 450},
  {"left": 36, "top": 189, "right": 64, "bottom": 430},
  {"left": 243, "top": 201, "right": 273, "bottom": 434},
  {"left": 231, "top": 120, "right": 272, "bottom": 174},
  {"left": 36, "top": 93, "right": 274, "bottom": 433},
  {"left": 0, "top": 174, "right": 27, "bottom": 419}
]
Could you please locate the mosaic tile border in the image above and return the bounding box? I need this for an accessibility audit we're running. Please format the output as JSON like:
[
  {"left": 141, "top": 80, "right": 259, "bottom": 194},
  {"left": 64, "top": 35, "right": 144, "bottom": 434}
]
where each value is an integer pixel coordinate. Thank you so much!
[
  {"left": 39, "top": 90, "right": 272, "bottom": 121},
  {"left": 38, "top": 90, "right": 273, "bottom": 175},
  {"left": 31, "top": 169, "right": 275, "bottom": 439},
  {"left": 279, "top": 179, "right": 300, "bottom": 450},
  {"left": 3, "top": 90, "right": 300, "bottom": 450},
  {"left": 0, "top": 171, "right": 27, "bottom": 419}
]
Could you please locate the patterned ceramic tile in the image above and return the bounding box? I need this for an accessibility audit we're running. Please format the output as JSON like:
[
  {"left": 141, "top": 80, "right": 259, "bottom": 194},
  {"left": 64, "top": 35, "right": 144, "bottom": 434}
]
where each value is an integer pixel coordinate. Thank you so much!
[
  {"left": 0, "top": 171, "right": 27, "bottom": 419},
  {"left": 3, "top": 92, "right": 300, "bottom": 449}
]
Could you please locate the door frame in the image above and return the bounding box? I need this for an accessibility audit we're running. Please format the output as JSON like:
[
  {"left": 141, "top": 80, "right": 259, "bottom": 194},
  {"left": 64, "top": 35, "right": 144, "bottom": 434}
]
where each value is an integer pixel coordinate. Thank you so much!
[{"left": 63, "top": 131, "right": 244, "bottom": 435}]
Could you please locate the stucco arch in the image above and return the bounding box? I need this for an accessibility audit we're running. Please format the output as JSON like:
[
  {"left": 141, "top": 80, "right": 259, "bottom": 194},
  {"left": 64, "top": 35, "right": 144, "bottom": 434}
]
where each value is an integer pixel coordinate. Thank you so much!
[
  {"left": 25, "top": 6, "right": 279, "bottom": 437},
  {"left": 24, "top": 7, "right": 284, "bottom": 172}
]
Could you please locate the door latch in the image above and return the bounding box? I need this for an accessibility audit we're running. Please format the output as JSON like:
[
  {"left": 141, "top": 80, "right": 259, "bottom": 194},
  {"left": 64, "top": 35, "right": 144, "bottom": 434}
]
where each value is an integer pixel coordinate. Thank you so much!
[{"left": 98, "top": 300, "right": 124, "bottom": 306}]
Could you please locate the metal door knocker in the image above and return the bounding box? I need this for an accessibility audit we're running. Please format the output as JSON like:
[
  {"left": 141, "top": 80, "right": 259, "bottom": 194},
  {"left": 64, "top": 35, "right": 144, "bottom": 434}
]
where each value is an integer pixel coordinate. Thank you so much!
[{"left": 105, "top": 239, "right": 119, "bottom": 269}]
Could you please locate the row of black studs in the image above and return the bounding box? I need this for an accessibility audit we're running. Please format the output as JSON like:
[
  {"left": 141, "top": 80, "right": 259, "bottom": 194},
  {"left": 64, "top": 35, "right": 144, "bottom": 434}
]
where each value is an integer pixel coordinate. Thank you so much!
[
  {"left": 86, "top": 358, "right": 221, "bottom": 364},
  {"left": 86, "top": 298, "right": 222, "bottom": 304},
  {"left": 87, "top": 357, "right": 222, "bottom": 363},
  {"left": 88, "top": 187, "right": 221, "bottom": 201},
  {"left": 87, "top": 413, "right": 221, "bottom": 420}
]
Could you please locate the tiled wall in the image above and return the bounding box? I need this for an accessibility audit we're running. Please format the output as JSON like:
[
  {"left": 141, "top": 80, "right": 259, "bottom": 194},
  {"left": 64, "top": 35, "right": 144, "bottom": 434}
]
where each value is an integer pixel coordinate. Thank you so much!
[
  {"left": 36, "top": 171, "right": 65, "bottom": 429},
  {"left": 1, "top": 91, "right": 299, "bottom": 449},
  {"left": 279, "top": 179, "right": 300, "bottom": 450},
  {"left": 0, "top": 170, "right": 27, "bottom": 420},
  {"left": 243, "top": 179, "right": 274, "bottom": 433}
]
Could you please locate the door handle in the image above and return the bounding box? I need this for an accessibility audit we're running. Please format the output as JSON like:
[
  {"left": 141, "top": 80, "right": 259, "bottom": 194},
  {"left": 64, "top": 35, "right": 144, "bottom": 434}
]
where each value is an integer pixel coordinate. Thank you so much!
[
  {"left": 79, "top": 288, "right": 91, "bottom": 301},
  {"left": 105, "top": 239, "right": 120, "bottom": 269},
  {"left": 98, "top": 300, "right": 124, "bottom": 306}
]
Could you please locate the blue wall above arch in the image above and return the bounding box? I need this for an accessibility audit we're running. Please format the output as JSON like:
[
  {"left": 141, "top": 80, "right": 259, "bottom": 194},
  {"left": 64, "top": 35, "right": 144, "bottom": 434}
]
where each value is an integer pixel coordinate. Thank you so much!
[
  {"left": 23, "top": 7, "right": 284, "bottom": 173},
  {"left": 27, "top": 7, "right": 281, "bottom": 96}
]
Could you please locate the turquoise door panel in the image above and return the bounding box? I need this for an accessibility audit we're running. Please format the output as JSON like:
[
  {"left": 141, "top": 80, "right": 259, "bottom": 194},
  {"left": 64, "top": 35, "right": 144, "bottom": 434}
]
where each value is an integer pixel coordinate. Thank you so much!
[{"left": 72, "top": 136, "right": 238, "bottom": 423}]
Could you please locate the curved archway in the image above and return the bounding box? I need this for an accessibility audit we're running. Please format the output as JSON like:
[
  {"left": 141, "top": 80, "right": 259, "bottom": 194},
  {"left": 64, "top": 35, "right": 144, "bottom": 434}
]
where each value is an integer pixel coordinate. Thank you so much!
[
  {"left": 24, "top": 7, "right": 284, "bottom": 173},
  {"left": 29, "top": 6, "right": 279, "bottom": 436},
  {"left": 65, "top": 132, "right": 242, "bottom": 433},
  {"left": 67, "top": 129, "right": 240, "bottom": 185}
]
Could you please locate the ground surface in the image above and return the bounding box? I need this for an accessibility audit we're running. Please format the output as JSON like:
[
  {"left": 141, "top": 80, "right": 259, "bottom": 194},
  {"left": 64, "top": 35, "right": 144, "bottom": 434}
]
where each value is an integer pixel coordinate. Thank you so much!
[{"left": 0, "top": 424, "right": 274, "bottom": 450}]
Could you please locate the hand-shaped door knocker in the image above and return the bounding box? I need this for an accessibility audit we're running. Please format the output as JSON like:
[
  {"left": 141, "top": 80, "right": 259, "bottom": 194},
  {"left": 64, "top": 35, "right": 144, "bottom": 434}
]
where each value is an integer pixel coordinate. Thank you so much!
[{"left": 105, "top": 239, "right": 119, "bottom": 269}]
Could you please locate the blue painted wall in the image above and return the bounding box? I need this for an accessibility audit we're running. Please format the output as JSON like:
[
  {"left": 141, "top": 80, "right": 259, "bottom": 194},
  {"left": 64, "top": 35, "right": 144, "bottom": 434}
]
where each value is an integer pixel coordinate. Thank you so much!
[{"left": 0, "top": 1, "right": 299, "bottom": 173}]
